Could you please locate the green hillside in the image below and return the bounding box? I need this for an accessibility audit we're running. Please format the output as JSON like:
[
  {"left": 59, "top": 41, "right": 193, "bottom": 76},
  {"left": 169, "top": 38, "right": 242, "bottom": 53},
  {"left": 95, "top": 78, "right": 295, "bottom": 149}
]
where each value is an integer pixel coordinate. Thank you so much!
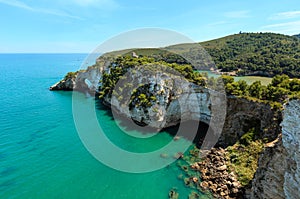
[
  {"left": 100, "top": 33, "right": 300, "bottom": 78},
  {"left": 201, "top": 33, "right": 300, "bottom": 77}
]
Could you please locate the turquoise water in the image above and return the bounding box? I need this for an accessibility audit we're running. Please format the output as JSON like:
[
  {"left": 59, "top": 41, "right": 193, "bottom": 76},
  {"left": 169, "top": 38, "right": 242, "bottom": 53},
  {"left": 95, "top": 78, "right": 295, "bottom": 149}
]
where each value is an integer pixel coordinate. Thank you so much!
[{"left": 0, "top": 54, "right": 197, "bottom": 199}]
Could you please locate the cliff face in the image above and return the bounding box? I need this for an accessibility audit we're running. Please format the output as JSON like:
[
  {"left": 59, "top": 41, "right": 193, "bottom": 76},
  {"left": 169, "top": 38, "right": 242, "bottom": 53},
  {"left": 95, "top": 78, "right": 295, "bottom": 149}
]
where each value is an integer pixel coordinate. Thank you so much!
[
  {"left": 250, "top": 100, "right": 300, "bottom": 199},
  {"left": 282, "top": 100, "right": 300, "bottom": 198},
  {"left": 50, "top": 67, "right": 103, "bottom": 92},
  {"left": 249, "top": 135, "right": 287, "bottom": 199},
  {"left": 220, "top": 97, "right": 281, "bottom": 147},
  {"left": 107, "top": 66, "right": 213, "bottom": 129},
  {"left": 49, "top": 75, "right": 76, "bottom": 91}
]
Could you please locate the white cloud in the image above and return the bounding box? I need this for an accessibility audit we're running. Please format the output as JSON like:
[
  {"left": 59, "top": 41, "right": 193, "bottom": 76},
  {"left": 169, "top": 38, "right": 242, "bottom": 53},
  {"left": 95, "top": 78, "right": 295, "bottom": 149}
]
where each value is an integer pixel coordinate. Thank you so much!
[
  {"left": 262, "top": 20, "right": 300, "bottom": 35},
  {"left": 224, "top": 10, "right": 250, "bottom": 18},
  {"left": 207, "top": 21, "right": 230, "bottom": 27},
  {"left": 270, "top": 11, "right": 300, "bottom": 20},
  {"left": 68, "top": 0, "right": 119, "bottom": 9},
  {"left": 0, "top": 0, "right": 82, "bottom": 19},
  {"left": 0, "top": 0, "right": 32, "bottom": 10}
]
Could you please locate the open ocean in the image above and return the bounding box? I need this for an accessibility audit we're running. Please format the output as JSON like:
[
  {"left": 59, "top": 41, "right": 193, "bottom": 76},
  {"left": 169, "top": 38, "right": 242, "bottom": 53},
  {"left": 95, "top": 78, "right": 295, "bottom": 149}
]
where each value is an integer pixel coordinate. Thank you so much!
[{"left": 0, "top": 54, "right": 200, "bottom": 199}]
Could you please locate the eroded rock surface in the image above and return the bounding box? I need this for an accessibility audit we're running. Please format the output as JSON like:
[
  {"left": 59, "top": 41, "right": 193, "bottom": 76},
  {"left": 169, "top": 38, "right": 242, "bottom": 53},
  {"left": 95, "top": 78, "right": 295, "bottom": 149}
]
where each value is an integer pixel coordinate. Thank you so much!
[
  {"left": 50, "top": 67, "right": 103, "bottom": 92},
  {"left": 250, "top": 100, "right": 300, "bottom": 199}
]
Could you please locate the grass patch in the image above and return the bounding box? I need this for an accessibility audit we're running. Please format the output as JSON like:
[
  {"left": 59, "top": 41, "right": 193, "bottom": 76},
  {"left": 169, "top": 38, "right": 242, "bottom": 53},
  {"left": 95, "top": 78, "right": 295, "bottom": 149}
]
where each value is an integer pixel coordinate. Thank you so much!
[{"left": 226, "top": 128, "right": 264, "bottom": 186}]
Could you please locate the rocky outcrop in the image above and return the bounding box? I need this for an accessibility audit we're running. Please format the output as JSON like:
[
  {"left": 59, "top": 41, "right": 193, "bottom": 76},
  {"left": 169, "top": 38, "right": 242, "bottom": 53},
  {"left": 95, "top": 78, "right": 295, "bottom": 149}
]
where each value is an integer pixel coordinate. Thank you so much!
[
  {"left": 250, "top": 100, "right": 300, "bottom": 199},
  {"left": 50, "top": 67, "right": 103, "bottom": 92},
  {"left": 50, "top": 76, "right": 76, "bottom": 91},
  {"left": 196, "top": 148, "right": 243, "bottom": 199}
]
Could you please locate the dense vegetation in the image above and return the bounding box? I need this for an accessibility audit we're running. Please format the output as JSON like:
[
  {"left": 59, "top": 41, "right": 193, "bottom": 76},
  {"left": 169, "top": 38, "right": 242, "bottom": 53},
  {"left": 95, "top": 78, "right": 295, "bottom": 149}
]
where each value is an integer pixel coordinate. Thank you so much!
[
  {"left": 63, "top": 71, "right": 77, "bottom": 80},
  {"left": 220, "top": 74, "right": 300, "bottom": 106},
  {"left": 201, "top": 33, "right": 300, "bottom": 77},
  {"left": 98, "top": 56, "right": 206, "bottom": 101}
]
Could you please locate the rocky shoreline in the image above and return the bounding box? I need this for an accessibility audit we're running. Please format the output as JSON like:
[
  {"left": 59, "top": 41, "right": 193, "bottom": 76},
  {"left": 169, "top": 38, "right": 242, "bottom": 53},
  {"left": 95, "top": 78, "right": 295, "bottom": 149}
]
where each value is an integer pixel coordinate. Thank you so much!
[{"left": 196, "top": 148, "right": 243, "bottom": 199}]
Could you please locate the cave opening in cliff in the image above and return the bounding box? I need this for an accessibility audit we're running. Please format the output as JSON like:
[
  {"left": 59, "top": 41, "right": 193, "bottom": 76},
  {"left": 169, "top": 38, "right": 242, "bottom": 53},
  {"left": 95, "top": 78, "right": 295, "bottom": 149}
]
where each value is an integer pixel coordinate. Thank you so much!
[
  {"left": 164, "top": 120, "right": 210, "bottom": 148},
  {"left": 95, "top": 99, "right": 212, "bottom": 148}
]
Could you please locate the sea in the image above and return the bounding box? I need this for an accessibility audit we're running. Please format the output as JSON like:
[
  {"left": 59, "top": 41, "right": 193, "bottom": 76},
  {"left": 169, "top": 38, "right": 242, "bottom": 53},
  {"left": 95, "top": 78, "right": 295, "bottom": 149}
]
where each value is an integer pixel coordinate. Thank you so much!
[{"left": 0, "top": 54, "right": 203, "bottom": 199}]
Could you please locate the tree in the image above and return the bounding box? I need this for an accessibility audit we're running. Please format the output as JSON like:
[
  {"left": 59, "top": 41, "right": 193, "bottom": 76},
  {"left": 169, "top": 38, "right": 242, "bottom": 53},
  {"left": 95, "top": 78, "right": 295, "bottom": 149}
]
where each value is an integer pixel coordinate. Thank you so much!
[
  {"left": 271, "top": 75, "right": 290, "bottom": 88},
  {"left": 237, "top": 80, "right": 248, "bottom": 96},
  {"left": 221, "top": 75, "right": 234, "bottom": 85},
  {"left": 248, "top": 81, "right": 263, "bottom": 99},
  {"left": 266, "top": 85, "right": 289, "bottom": 102}
]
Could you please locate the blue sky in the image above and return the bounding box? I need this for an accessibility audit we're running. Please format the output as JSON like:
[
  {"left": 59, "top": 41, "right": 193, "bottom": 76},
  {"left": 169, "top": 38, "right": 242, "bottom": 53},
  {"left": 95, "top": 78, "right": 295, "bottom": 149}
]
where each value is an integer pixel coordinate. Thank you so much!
[{"left": 1, "top": 0, "right": 300, "bottom": 53}]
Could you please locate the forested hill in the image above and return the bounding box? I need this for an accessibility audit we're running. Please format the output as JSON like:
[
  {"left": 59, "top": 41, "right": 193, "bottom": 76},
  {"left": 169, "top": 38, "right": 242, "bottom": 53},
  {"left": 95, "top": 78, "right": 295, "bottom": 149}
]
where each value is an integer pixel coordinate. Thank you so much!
[
  {"left": 101, "top": 33, "right": 300, "bottom": 78},
  {"left": 294, "top": 34, "right": 300, "bottom": 39},
  {"left": 200, "top": 33, "right": 300, "bottom": 77}
]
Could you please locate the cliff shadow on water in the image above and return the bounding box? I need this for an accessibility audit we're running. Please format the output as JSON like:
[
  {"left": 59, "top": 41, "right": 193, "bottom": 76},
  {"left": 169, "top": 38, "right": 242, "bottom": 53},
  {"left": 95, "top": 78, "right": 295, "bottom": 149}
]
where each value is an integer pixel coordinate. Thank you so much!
[{"left": 95, "top": 99, "right": 210, "bottom": 147}]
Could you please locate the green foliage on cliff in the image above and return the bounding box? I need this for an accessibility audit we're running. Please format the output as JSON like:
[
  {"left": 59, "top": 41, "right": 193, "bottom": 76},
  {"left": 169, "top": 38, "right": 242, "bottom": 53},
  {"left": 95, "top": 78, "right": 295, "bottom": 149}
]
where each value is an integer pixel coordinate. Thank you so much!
[
  {"left": 98, "top": 56, "right": 155, "bottom": 99},
  {"left": 226, "top": 128, "right": 264, "bottom": 186},
  {"left": 64, "top": 71, "right": 77, "bottom": 80},
  {"left": 98, "top": 56, "right": 205, "bottom": 100},
  {"left": 129, "top": 84, "right": 157, "bottom": 109},
  {"left": 201, "top": 33, "right": 300, "bottom": 77}
]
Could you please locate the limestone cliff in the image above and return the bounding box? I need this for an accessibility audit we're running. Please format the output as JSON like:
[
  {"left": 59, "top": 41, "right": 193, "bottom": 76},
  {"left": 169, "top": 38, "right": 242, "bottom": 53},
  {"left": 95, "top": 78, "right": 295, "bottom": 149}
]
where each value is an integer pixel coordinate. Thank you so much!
[
  {"left": 100, "top": 66, "right": 281, "bottom": 153},
  {"left": 106, "top": 65, "right": 214, "bottom": 129},
  {"left": 49, "top": 75, "right": 76, "bottom": 91},
  {"left": 250, "top": 100, "right": 300, "bottom": 199},
  {"left": 50, "top": 67, "right": 103, "bottom": 92}
]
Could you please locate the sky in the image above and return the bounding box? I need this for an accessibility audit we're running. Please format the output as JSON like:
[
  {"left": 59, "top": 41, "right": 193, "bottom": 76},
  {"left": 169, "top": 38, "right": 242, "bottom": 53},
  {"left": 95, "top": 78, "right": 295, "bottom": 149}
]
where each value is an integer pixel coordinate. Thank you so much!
[{"left": 1, "top": 0, "right": 300, "bottom": 53}]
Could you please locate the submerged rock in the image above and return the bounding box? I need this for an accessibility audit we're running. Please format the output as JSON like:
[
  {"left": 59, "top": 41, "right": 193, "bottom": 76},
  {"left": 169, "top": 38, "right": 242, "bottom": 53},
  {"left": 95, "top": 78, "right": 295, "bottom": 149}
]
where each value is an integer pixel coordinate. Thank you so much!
[
  {"left": 188, "top": 191, "right": 200, "bottom": 199},
  {"left": 160, "top": 153, "right": 169, "bottom": 159},
  {"left": 168, "top": 188, "right": 179, "bottom": 199}
]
